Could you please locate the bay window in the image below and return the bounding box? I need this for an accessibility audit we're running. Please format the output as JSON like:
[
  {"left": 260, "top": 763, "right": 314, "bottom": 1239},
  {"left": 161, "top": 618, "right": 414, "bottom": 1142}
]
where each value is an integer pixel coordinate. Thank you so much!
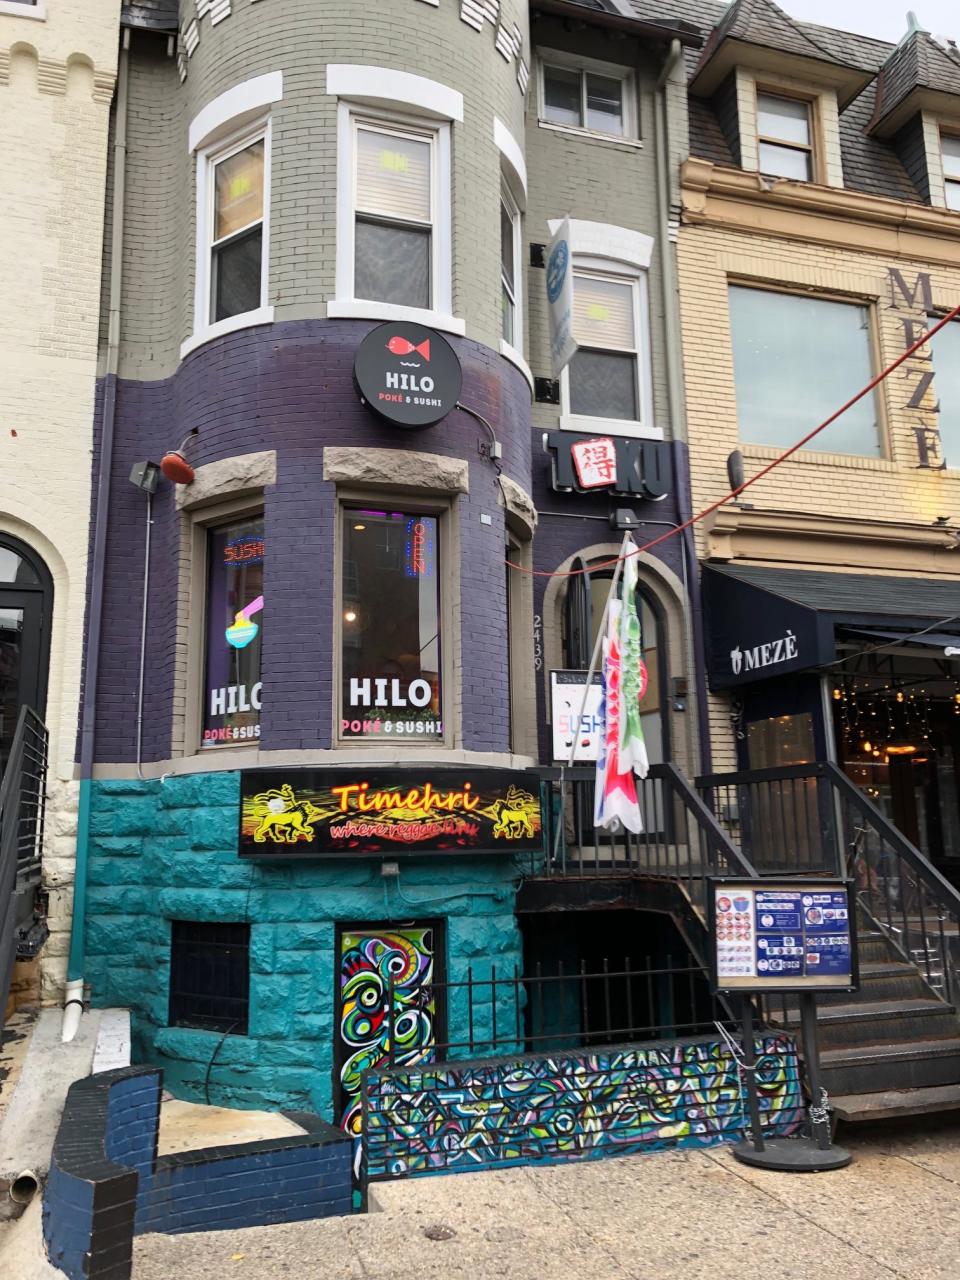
[
  {"left": 339, "top": 507, "right": 443, "bottom": 742},
  {"left": 353, "top": 120, "right": 436, "bottom": 309},
  {"left": 202, "top": 516, "right": 264, "bottom": 748},
  {"left": 728, "top": 285, "right": 880, "bottom": 456},
  {"left": 205, "top": 131, "right": 268, "bottom": 324},
  {"left": 500, "top": 182, "right": 521, "bottom": 347}
]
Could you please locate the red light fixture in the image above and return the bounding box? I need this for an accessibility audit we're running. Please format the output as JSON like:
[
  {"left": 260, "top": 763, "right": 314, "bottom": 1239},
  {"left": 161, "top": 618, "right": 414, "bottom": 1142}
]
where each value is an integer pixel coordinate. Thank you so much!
[{"left": 160, "top": 451, "right": 195, "bottom": 484}]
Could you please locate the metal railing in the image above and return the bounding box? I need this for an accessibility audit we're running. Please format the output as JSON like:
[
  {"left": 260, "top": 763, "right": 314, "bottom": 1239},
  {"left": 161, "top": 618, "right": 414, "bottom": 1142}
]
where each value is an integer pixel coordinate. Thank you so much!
[
  {"left": 530, "top": 762, "right": 757, "bottom": 915},
  {"left": 0, "top": 707, "right": 49, "bottom": 1026},
  {"left": 382, "top": 955, "right": 735, "bottom": 1067},
  {"left": 698, "top": 760, "right": 960, "bottom": 1007}
]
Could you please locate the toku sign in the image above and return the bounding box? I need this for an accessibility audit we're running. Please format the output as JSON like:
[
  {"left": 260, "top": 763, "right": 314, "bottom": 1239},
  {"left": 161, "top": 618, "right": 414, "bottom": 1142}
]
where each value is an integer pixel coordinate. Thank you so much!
[
  {"left": 354, "top": 322, "right": 462, "bottom": 428},
  {"left": 238, "top": 768, "right": 544, "bottom": 857},
  {"left": 544, "top": 431, "right": 670, "bottom": 499}
]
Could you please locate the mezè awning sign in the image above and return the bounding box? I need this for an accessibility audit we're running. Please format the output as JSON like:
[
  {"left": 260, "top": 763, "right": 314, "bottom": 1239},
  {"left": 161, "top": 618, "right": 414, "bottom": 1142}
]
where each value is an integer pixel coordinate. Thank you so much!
[{"left": 238, "top": 768, "right": 544, "bottom": 858}]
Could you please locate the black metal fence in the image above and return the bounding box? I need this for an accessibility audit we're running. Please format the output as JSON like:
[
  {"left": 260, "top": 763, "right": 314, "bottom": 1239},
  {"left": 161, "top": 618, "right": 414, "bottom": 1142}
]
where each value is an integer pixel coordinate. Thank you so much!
[
  {"left": 0, "top": 706, "right": 49, "bottom": 1027},
  {"left": 382, "top": 955, "right": 735, "bottom": 1067},
  {"left": 532, "top": 762, "right": 757, "bottom": 915},
  {"left": 698, "top": 759, "right": 960, "bottom": 1007}
]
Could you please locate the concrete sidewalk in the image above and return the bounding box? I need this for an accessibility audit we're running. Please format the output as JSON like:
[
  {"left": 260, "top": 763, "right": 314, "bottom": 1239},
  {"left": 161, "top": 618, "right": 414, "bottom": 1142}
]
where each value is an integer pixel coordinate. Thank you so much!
[{"left": 133, "top": 1118, "right": 960, "bottom": 1280}]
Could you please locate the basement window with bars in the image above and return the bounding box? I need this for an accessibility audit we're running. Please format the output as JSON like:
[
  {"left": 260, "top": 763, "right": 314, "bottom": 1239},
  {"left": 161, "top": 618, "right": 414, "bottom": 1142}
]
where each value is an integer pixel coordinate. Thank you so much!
[{"left": 169, "top": 920, "right": 250, "bottom": 1034}]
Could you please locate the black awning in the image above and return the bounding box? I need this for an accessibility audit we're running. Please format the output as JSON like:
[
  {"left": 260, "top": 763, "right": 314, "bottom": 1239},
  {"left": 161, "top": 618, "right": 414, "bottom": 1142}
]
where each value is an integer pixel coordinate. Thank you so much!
[{"left": 703, "top": 564, "right": 960, "bottom": 689}]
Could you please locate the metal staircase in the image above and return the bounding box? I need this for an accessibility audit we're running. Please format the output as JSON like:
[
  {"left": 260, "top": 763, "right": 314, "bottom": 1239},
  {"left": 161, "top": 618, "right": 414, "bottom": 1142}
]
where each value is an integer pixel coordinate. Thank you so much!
[
  {"left": 698, "top": 760, "right": 960, "bottom": 1122},
  {"left": 0, "top": 706, "right": 49, "bottom": 1030}
]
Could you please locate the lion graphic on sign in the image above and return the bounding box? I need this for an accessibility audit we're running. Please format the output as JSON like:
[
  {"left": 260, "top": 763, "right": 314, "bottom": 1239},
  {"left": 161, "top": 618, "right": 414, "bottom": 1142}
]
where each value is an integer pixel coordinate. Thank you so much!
[
  {"left": 251, "top": 783, "right": 321, "bottom": 844},
  {"left": 491, "top": 786, "right": 538, "bottom": 840}
]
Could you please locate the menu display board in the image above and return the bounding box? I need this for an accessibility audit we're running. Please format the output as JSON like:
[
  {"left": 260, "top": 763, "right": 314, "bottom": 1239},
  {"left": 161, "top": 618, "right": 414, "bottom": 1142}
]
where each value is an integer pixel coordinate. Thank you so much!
[{"left": 708, "top": 879, "right": 857, "bottom": 993}]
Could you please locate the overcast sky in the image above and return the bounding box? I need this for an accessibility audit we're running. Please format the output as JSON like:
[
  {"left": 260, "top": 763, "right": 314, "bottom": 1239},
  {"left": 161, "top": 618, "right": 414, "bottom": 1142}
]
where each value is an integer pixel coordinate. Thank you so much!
[{"left": 785, "top": 0, "right": 958, "bottom": 43}]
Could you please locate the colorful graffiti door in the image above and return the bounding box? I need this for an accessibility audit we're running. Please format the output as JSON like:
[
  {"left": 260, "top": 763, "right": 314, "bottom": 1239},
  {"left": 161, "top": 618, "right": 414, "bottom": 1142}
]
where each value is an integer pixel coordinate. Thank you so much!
[{"left": 335, "top": 922, "right": 444, "bottom": 1144}]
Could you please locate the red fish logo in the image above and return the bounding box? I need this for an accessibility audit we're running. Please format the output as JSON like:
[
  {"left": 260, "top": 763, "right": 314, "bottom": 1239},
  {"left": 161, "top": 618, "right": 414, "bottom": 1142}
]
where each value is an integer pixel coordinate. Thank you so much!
[{"left": 387, "top": 336, "right": 431, "bottom": 360}]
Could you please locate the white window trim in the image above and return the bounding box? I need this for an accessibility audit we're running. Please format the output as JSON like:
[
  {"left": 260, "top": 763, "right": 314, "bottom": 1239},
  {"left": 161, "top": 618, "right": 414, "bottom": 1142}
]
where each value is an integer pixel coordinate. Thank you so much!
[
  {"left": 500, "top": 340, "right": 534, "bottom": 394},
  {"left": 537, "top": 48, "right": 639, "bottom": 144},
  {"left": 183, "top": 118, "right": 274, "bottom": 361},
  {"left": 558, "top": 259, "right": 659, "bottom": 440},
  {"left": 332, "top": 100, "right": 455, "bottom": 323},
  {"left": 188, "top": 71, "right": 283, "bottom": 155},
  {"left": 0, "top": 0, "right": 45, "bottom": 18},
  {"left": 500, "top": 180, "right": 523, "bottom": 352},
  {"left": 939, "top": 127, "right": 960, "bottom": 212},
  {"left": 326, "top": 64, "right": 463, "bottom": 122},
  {"left": 494, "top": 116, "right": 527, "bottom": 203}
]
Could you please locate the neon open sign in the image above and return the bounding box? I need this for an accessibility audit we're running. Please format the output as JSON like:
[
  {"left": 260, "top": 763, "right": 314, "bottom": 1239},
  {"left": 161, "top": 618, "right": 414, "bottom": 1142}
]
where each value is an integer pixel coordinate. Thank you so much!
[{"left": 405, "top": 517, "right": 434, "bottom": 578}]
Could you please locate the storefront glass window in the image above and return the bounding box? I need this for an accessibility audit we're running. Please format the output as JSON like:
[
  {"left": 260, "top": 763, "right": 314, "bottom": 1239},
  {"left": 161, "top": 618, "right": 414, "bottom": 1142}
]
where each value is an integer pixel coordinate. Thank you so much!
[
  {"left": 729, "top": 286, "right": 880, "bottom": 456},
  {"left": 340, "top": 508, "right": 442, "bottom": 740},
  {"left": 202, "top": 517, "right": 264, "bottom": 748}
]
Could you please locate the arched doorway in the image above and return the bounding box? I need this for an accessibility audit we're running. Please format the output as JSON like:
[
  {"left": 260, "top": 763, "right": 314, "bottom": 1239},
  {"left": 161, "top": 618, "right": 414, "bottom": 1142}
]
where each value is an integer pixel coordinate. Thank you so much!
[
  {"left": 563, "top": 554, "right": 669, "bottom": 763},
  {"left": 0, "top": 535, "right": 52, "bottom": 768}
]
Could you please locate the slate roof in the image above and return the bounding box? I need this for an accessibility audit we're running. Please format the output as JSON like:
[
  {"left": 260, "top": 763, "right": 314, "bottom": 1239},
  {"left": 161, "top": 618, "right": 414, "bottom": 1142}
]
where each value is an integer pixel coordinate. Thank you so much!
[
  {"left": 620, "top": 0, "right": 960, "bottom": 205},
  {"left": 120, "top": 0, "right": 179, "bottom": 29},
  {"left": 871, "top": 28, "right": 960, "bottom": 132},
  {"left": 694, "top": 0, "right": 843, "bottom": 72}
]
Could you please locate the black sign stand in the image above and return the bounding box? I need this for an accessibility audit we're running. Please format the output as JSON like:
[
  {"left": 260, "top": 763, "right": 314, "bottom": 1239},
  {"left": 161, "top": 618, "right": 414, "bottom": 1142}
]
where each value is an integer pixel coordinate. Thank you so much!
[{"left": 733, "top": 992, "right": 851, "bottom": 1172}]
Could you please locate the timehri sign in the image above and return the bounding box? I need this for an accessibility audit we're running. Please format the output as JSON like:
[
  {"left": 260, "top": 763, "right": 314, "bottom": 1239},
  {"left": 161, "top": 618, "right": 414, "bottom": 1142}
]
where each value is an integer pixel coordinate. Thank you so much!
[{"left": 354, "top": 322, "right": 462, "bottom": 428}]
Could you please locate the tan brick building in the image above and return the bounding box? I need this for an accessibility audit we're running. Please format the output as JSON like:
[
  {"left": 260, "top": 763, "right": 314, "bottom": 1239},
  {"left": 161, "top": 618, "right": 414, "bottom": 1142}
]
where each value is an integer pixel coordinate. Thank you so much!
[
  {"left": 673, "top": 0, "right": 960, "bottom": 884},
  {"left": 0, "top": 0, "right": 118, "bottom": 1007}
]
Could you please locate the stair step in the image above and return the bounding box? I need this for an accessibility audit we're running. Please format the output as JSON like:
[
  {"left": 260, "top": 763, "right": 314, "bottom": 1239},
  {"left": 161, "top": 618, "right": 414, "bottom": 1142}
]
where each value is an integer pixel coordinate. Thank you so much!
[
  {"left": 820, "top": 1037, "right": 960, "bottom": 1094},
  {"left": 817, "top": 962, "right": 932, "bottom": 1004},
  {"left": 814, "top": 998, "right": 955, "bottom": 1023},
  {"left": 830, "top": 1083, "right": 960, "bottom": 1124}
]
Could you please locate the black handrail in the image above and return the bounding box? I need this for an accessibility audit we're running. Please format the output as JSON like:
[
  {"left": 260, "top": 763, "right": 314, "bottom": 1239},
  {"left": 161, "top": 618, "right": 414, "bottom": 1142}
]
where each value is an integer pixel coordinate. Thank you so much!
[
  {"left": 531, "top": 762, "right": 757, "bottom": 917},
  {"left": 0, "top": 706, "right": 49, "bottom": 1028},
  {"left": 698, "top": 758, "right": 960, "bottom": 1006}
]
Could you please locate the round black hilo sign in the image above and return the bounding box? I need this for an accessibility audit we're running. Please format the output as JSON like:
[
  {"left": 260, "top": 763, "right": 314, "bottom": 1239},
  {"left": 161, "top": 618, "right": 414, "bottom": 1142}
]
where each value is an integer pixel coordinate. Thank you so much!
[{"left": 354, "top": 322, "right": 462, "bottom": 428}]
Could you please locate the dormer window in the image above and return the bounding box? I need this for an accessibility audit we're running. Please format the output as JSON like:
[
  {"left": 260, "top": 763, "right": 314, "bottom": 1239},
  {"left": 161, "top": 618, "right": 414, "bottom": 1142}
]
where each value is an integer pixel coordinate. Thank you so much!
[
  {"left": 757, "top": 93, "right": 813, "bottom": 181},
  {"left": 941, "top": 135, "right": 960, "bottom": 210}
]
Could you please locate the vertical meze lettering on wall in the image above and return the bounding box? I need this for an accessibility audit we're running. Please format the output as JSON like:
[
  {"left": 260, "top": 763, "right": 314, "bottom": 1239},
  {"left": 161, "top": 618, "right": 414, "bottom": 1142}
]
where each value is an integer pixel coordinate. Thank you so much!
[{"left": 888, "top": 268, "right": 946, "bottom": 470}]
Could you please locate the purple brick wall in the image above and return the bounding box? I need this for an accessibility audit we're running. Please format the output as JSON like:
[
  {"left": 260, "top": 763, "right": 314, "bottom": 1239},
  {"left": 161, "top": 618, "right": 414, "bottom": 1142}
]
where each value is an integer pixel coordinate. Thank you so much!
[
  {"left": 89, "top": 320, "right": 531, "bottom": 763},
  {"left": 528, "top": 437, "right": 688, "bottom": 762}
]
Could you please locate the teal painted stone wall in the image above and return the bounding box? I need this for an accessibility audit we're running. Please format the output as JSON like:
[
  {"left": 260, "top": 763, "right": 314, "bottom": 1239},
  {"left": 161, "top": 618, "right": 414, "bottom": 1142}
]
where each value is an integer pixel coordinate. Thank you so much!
[{"left": 86, "top": 773, "right": 524, "bottom": 1118}]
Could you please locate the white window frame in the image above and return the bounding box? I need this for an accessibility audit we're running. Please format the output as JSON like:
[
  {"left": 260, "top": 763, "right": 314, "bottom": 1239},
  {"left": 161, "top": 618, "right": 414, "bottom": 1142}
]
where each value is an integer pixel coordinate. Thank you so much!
[
  {"left": 331, "top": 102, "right": 459, "bottom": 333},
  {"left": 0, "top": 0, "right": 45, "bottom": 18},
  {"left": 756, "top": 89, "right": 814, "bottom": 182},
  {"left": 941, "top": 131, "right": 960, "bottom": 211},
  {"left": 500, "top": 180, "right": 523, "bottom": 354},
  {"left": 537, "top": 49, "right": 640, "bottom": 146},
  {"left": 186, "top": 118, "right": 274, "bottom": 359},
  {"left": 559, "top": 258, "right": 658, "bottom": 440}
]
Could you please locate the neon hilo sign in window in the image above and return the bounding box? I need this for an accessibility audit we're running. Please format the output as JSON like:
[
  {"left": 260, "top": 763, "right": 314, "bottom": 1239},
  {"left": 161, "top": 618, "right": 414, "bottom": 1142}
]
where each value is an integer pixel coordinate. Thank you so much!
[{"left": 341, "top": 509, "right": 441, "bottom": 739}]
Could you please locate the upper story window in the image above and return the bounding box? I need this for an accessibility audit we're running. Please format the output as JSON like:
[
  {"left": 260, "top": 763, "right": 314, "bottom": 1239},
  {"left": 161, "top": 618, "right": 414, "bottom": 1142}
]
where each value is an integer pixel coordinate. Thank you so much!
[
  {"left": 500, "top": 182, "right": 522, "bottom": 347},
  {"left": 757, "top": 92, "right": 813, "bottom": 181},
  {"left": 184, "top": 72, "right": 282, "bottom": 359},
  {"left": 202, "top": 515, "right": 264, "bottom": 749},
  {"left": 562, "top": 265, "right": 653, "bottom": 436},
  {"left": 538, "top": 53, "right": 637, "bottom": 141},
  {"left": 729, "top": 285, "right": 880, "bottom": 457},
  {"left": 941, "top": 135, "right": 960, "bottom": 211},
  {"left": 929, "top": 318, "right": 960, "bottom": 465},
  {"left": 209, "top": 135, "right": 266, "bottom": 323},
  {"left": 354, "top": 120, "right": 435, "bottom": 309}
]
